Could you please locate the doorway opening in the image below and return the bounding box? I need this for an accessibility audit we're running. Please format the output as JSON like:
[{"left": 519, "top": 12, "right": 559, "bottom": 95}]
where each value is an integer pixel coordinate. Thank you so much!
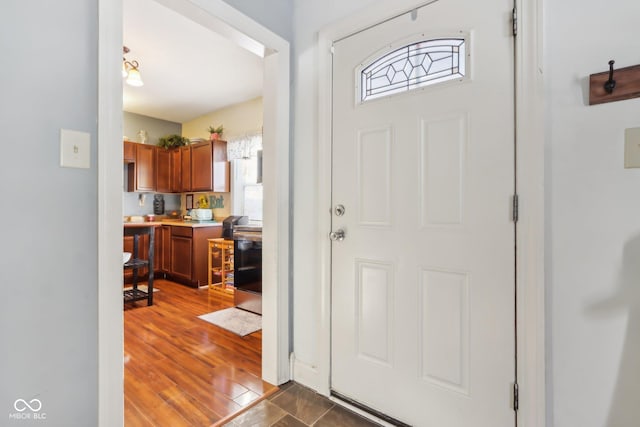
[{"left": 98, "top": 0, "right": 291, "bottom": 425}]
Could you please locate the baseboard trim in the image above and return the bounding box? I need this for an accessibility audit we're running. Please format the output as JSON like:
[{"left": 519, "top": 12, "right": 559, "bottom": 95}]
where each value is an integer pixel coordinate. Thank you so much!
[{"left": 292, "top": 358, "right": 321, "bottom": 392}]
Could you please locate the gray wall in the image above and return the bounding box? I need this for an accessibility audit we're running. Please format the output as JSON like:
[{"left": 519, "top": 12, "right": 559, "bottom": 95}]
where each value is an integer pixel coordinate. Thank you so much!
[
  {"left": 0, "top": 1, "right": 98, "bottom": 426},
  {"left": 221, "top": 0, "right": 293, "bottom": 41},
  {"left": 122, "top": 192, "right": 181, "bottom": 217},
  {"left": 0, "top": 1, "right": 290, "bottom": 425},
  {"left": 123, "top": 110, "right": 181, "bottom": 146}
]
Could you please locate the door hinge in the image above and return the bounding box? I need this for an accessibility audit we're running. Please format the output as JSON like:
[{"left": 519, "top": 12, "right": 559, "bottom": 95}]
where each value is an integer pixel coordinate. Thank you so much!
[
  {"left": 512, "top": 194, "right": 519, "bottom": 223},
  {"left": 513, "top": 382, "right": 520, "bottom": 411},
  {"left": 512, "top": 7, "right": 518, "bottom": 37},
  {"left": 330, "top": 45, "right": 335, "bottom": 55}
]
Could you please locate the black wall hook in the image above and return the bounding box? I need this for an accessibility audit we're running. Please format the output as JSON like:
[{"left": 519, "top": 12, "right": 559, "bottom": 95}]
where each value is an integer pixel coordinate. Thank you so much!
[
  {"left": 604, "top": 60, "right": 616, "bottom": 94},
  {"left": 590, "top": 60, "right": 640, "bottom": 105}
]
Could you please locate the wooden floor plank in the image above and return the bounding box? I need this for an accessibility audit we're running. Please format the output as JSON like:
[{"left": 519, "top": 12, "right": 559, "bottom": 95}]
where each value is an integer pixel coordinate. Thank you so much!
[{"left": 124, "top": 279, "right": 275, "bottom": 426}]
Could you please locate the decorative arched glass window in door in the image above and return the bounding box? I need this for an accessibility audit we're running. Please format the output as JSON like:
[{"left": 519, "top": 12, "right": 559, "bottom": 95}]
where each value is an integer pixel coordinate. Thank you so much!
[{"left": 360, "top": 38, "right": 466, "bottom": 102}]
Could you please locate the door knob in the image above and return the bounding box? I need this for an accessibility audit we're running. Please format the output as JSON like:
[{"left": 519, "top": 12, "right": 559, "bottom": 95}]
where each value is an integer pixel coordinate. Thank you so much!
[{"left": 329, "top": 229, "right": 345, "bottom": 241}]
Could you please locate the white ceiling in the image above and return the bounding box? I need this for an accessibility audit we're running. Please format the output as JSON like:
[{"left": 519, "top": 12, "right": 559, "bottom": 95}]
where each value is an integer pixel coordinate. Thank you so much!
[{"left": 123, "top": 0, "right": 264, "bottom": 124}]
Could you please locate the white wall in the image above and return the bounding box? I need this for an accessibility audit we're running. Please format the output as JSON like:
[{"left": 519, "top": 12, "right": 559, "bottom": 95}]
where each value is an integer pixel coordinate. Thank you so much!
[
  {"left": 290, "top": 0, "right": 380, "bottom": 385},
  {"left": 292, "top": 1, "right": 640, "bottom": 426},
  {"left": 0, "top": 1, "right": 99, "bottom": 425},
  {"left": 545, "top": 1, "right": 640, "bottom": 426}
]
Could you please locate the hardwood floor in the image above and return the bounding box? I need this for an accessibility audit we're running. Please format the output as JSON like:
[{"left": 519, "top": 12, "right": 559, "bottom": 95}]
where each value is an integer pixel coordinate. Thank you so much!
[{"left": 124, "top": 279, "right": 275, "bottom": 426}]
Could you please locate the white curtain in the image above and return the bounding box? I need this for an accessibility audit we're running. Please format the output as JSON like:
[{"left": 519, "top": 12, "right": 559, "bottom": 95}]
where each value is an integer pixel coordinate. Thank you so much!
[{"left": 227, "top": 132, "right": 262, "bottom": 160}]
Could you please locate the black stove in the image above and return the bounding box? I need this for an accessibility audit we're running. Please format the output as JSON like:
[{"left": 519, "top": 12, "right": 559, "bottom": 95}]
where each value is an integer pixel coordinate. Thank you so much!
[{"left": 233, "top": 225, "right": 262, "bottom": 315}]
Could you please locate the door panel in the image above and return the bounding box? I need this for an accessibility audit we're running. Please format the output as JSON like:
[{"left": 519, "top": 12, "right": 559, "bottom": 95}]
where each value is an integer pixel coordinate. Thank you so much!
[
  {"left": 171, "top": 236, "right": 192, "bottom": 281},
  {"left": 330, "top": 1, "right": 515, "bottom": 425}
]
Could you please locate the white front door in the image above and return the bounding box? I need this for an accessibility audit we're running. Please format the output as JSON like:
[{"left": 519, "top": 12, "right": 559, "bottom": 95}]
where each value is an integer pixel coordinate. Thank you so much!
[{"left": 330, "top": 1, "right": 516, "bottom": 425}]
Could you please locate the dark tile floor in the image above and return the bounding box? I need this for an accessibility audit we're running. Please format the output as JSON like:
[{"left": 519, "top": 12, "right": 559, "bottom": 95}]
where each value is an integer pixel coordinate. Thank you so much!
[{"left": 223, "top": 382, "right": 382, "bottom": 426}]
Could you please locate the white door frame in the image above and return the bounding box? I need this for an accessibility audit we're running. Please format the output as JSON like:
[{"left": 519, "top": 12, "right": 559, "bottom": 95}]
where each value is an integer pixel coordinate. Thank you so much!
[
  {"left": 97, "top": 1, "right": 291, "bottom": 425},
  {"left": 315, "top": 0, "right": 545, "bottom": 425}
]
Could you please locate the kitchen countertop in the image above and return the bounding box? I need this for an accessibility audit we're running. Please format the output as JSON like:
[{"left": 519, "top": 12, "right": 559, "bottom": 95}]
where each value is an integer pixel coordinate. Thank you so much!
[
  {"left": 161, "top": 219, "right": 222, "bottom": 228},
  {"left": 124, "top": 220, "right": 222, "bottom": 228}
]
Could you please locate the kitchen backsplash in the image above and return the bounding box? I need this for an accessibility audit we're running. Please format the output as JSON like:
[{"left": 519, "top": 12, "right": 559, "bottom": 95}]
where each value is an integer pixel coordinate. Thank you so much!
[
  {"left": 123, "top": 192, "right": 230, "bottom": 219},
  {"left": 182, "top": 192, "right": 231, "bottom": 220},
  {"left": 123, "top": 192, "right": 181, "bottom": 216}
]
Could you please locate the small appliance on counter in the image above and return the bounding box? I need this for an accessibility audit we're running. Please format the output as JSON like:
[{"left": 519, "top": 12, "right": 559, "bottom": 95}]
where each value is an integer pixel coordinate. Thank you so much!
[
  {"left": 190, "top": 208, "right": 213, "bottom": 221},
  {"left": 222, "top": 216, "right": 248, "bottom": 239}
]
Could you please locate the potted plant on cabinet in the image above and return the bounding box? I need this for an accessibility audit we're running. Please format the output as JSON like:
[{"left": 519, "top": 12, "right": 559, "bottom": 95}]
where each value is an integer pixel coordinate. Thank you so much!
[
  {"left": 157, "top": 134, "right": 189, "bottom": 149},
  {"left": 207, "top": 125, "right": 224, "bottom": 141}
]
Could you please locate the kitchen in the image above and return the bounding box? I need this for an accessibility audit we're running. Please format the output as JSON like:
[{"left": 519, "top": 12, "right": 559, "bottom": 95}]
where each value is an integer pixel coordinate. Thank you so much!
[{"left": 121, "top": 0, "right": 268, "bottom": 423}]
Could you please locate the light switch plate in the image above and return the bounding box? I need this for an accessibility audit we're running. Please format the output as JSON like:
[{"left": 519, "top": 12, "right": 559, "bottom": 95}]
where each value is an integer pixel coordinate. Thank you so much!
[{"left": 60, "top": 129, "right": 90, "bottom": 169}]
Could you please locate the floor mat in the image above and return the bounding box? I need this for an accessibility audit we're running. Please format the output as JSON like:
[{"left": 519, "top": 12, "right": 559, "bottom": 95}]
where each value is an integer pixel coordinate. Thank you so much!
[{"left": 198, "top": 307, "right": 262, "bottom": 336}]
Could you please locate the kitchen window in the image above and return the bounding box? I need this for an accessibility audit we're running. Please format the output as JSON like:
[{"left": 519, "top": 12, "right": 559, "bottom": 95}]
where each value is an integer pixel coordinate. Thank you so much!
[{"left": 229, "top": 133, "right": 263, "bottom": 223}]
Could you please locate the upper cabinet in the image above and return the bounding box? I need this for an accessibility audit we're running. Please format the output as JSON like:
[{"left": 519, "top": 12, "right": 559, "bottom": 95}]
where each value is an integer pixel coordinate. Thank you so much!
[
  {"left": 180, "top": 145, "right": 192, "bottom": 192},
  {"left": 191, "top": 141, "right": 214, "bottom": 191},
  {"left": 187, "top": 140, "right": 229, "bottom": 192},
  {"left": 124, "top": 140, "right": 228, "bottom": 194},
  {"left": 126, "top": 143, "right": 156, "bottom": 192},
  {"left": 124, "top": 140, "right": 136, "bottom": 163},
  {"left": 170, "top": 149, "right": 182, "bottom": 193},
  {"left": 156, "top": 148, "right": 171, "bottom": 193}
]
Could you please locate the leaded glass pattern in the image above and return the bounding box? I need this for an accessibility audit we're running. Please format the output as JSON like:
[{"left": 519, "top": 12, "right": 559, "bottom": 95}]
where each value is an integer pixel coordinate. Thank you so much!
[{"left": 360, "top": 38, "right": 466, "bottom": 102}]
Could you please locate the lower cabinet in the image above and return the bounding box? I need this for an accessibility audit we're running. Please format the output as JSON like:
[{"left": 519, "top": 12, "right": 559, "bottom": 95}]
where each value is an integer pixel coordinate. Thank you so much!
[
  {"left": 170, "top": 232, "right": 193, "bottom": 282},
  {"left": 124, "top": 225, "right": 222, "bottom": 287},
  {"left": 160, "top": 225, "right": 171, "bottom": 272}
]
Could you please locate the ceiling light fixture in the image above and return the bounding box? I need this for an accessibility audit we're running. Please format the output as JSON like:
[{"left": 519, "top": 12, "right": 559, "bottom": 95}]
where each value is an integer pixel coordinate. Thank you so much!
[{"left": 122, "top": 46, "right": 144, "bottom": 87}]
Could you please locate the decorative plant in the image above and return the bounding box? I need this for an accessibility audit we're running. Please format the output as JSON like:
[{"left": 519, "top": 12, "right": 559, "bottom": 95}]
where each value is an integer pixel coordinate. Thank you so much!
[
  {"left": 207, "top": 125, "right": 224, "bottom": 138},
  {"left": 157, "top": 134, "right": 189, "bottom": 149}
]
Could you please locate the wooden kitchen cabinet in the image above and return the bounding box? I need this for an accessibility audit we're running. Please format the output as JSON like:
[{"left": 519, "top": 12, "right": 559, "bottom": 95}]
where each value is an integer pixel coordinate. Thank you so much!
[
  {"left": 170, "top": 149, "right": 182, "bottom": 193},
  {"left": 180, "top": 145, "right": 192, "bottom": 192},
  {"left": 126, "top": 143, "right": 156, "bottom": 192},
  {"left": 124, "top": 224, "right": 223, "bottom": 287},
  {"left": 135, "top": 144, "right": 156, "bottom": 191},
  {"left": 191, "top": 141, "right": 213, "bottom": 191},
  {"left": 171, "top": 235, "right": 193, "bottom": 282},
  {"left": 169, "top": 225, "right": 222, "bottom": 287},
  {"left": 160, "top": 225, "right": 171, "bottom": 273},
  {"left": 156, "top": 148, "right": 171, "bottom": 193},
  {"left": 191, "top": 140, "right": 230, "bottom": 192},
  {"left": 124, "top": 140, "right": 135, "bottom": 163},
  {"left": 125, "top": 140, "right": 227, "bottom": 194}
]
